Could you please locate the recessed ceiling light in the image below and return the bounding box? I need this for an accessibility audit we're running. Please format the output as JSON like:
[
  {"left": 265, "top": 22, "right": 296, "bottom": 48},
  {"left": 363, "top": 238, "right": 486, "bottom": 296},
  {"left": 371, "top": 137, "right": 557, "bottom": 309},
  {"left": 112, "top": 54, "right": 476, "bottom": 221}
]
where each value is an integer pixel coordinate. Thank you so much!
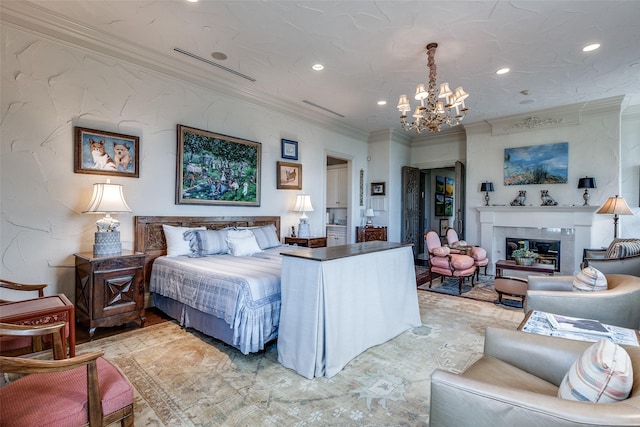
[
  {"left": 582, "top": 43, "right": 600, "bottom": 52},
  {"left": 496, "top": 67, "right": 510, "bottom": 75},
  {"left": 520, "top": 99, "right": 535, "bottom": 105},
  {"left": 377, "top": 100, "right": 387, "bottom": 106},
  {"left": 211, "top": 52, "right": 228, "bottom": 61},
  {"left": 202, "top": 26, "right": 211, "bottom": 32},
  {"left": 312, "top": 63, "right": 324, "bottom": 71},
  {"left": 187, "top": 0, "right": 198, "bottom": 3}
]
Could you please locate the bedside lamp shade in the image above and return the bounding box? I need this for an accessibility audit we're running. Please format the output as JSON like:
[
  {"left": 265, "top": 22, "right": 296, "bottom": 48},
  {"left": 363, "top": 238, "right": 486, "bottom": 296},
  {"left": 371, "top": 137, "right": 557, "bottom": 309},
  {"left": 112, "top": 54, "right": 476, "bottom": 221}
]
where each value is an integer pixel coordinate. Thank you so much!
[
  {"left": 365, "top": 208, "right": 375, "bottom": 225},
  {"left": 577, "top": 177, "right": 596, "bottom": 206},
  {"left": 596, "top": 195, "right": 634, "bottom": 239},
  {"left": 83, "top": 179, "right": 132, "bottom": 255},
  {"left": 294, "top": 194, "right": 314, "bottom": 238}
]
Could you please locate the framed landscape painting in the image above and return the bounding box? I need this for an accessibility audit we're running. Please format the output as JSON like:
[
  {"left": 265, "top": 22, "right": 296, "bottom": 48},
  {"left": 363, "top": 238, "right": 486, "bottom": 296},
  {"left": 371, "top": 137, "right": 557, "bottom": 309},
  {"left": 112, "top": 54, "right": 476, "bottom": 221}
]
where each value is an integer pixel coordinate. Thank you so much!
[
  {"left": 176, "top": 124, "right": 261, "bottom": 206},
  {"left": 504, "top": 142, "right": 568, "bottom": 185}
]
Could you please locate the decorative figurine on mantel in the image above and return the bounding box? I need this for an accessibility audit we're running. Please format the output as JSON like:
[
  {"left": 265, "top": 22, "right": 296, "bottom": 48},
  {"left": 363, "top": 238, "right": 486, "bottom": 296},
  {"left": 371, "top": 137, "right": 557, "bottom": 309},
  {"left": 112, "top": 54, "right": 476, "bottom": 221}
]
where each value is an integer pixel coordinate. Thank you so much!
[
  {"left": 510, "top": 190, "right": 527, "bottom": 206},
  {"left": 540, "top": 190, "right": 558, "bottom": 206}
]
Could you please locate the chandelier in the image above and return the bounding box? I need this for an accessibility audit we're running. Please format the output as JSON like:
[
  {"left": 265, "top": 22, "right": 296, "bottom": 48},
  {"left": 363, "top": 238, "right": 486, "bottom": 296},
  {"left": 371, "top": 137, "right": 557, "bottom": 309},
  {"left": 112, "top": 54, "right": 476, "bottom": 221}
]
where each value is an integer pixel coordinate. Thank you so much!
[{"left": 397, "top": 43, "right": 469, "bottom": 133}]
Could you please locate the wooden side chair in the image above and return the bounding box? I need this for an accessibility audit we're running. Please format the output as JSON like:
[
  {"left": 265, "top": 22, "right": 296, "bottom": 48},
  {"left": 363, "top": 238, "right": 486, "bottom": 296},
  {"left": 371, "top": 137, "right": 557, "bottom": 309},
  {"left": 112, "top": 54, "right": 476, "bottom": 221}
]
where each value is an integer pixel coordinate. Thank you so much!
[
  {"left": 0, "top": 279, "right": 49, "bottom": 355},
  {"left": 0, "top": 322, "right": 134, "bottom": 426}
]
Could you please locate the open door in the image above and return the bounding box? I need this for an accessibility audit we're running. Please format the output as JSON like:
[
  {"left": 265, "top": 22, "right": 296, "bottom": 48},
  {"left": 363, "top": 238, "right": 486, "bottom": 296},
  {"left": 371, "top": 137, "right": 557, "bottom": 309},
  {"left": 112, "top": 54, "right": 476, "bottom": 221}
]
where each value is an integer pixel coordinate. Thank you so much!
[
  {"left": 454, "top": 160, "right": 466, "bottom": 239},
  {"left": 401, "top": 166, "right": 421, "bottom": 257}
]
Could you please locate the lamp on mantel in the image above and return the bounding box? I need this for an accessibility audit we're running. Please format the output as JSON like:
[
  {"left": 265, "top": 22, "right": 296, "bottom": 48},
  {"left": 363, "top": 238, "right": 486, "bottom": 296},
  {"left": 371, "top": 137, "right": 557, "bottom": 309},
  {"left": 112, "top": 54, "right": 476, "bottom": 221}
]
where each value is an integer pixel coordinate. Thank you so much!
[
  {"left": 577, "top": 177, "right": 596, "bottom": 206},
  {"left": 294, "top": 194, "right": 314, "bottom": 238},
  {"left": 596, "top": 195, "right": 634, "bottom": 239},
  {"left": 480, "top": 182, "right": 494, "bottom": 206},
  {"left": 83, "top": 179, "right": 132, "bottom": 256}
]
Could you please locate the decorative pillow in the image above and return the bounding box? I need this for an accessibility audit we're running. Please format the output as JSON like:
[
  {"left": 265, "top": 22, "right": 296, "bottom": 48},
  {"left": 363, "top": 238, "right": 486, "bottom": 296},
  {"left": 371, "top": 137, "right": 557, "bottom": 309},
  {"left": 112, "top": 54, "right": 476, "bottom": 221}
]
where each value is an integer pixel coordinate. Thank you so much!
[
  {"left": 573, "top": 266, "right": 607, "bottom": 291},
  {"left": 240, "top": 225, "right": 280, "bottom": 250},
  {"left": 184, "top": 228, "right": 230, "bottom": 257},
  {"left": 227, "top": 229, "right": 262, "bottom": 256},
  {"left": 558, "top": 339, "right": 633, "bottom": 403},
  {"left": 432, "top": 246, "right": 450, "bottom": 256},
  {"left": 162, "top": 224, "right": 206, "bottom": 257},
  {"left": 470, "top": 246, "right": 487, "bottom": 261},
  {"left": 605, "top": 238, "right": 640, "bottom": 259}
]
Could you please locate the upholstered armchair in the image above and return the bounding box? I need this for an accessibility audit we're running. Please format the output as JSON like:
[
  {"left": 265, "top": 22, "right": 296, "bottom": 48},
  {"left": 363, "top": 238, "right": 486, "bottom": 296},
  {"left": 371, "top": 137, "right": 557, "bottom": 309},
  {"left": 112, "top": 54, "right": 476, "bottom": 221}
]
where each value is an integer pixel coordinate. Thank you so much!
[
  {"left": 581, "top": 238, "right": 640, "bottom": 276},
  {"left": 425, "top": 230, "right": 476, "bottom": 294},
  {"left": 429, "top": 327, "right": 640, "bottom": 427},
  {"left": 525, "top": 274, "right": 640, "bottom": 329},
  {"left": 445, "top": 228, "right": 489, "bottom": 280},
  {"left": 0, "top": 322, "right": 135, "bottom": 426}
]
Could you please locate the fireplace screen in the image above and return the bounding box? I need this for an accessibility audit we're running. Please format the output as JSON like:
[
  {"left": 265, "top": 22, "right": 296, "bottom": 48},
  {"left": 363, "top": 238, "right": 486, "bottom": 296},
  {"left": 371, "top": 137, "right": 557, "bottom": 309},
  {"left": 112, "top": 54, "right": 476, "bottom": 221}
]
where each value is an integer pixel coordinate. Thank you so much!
[{"left": 506, "top": 238, "right": 561, "bottom": 272}]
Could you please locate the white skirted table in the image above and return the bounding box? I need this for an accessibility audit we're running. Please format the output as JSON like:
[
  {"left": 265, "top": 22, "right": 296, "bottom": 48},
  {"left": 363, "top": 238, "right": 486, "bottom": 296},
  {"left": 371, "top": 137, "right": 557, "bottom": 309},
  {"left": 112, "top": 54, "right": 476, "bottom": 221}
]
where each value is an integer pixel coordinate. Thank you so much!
[{"left": 277, "top": 241, "right": 421, "bottom": 379}]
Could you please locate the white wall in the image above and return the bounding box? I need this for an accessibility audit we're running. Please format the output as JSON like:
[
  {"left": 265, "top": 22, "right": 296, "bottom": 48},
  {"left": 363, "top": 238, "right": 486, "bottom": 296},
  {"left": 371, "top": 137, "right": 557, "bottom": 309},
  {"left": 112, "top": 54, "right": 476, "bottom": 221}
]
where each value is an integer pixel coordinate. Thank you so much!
[
  {"left": 621, "top": 105, "right": 640, "bottom": 237},
  {"left": 464, "top": 97, "right": 635, "bottom": 252},
  {"left": 0, "top": 26, "right": 368, "bottom": 296}
]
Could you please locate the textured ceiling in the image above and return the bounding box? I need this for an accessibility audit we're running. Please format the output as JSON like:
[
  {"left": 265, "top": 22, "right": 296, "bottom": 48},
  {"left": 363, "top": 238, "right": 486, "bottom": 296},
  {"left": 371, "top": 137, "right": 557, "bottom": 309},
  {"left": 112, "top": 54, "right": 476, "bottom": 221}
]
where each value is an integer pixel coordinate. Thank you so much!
[{"left": 4, "top": 0, "right": 640, "bottom": 136}]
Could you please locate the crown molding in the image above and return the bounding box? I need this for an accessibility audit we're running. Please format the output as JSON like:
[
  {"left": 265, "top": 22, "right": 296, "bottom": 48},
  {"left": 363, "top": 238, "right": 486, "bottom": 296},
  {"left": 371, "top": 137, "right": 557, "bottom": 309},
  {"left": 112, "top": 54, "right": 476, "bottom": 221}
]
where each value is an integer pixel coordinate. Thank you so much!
[{"left": 0, "top": 1, "right": 369, "bottom": 142}]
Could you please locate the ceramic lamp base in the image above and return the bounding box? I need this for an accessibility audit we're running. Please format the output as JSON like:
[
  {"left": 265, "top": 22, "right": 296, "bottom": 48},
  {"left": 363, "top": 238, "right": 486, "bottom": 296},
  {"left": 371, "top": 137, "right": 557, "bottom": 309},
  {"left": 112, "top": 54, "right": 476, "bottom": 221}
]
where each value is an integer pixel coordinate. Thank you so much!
[
  {"left": 93, "top": 231, "right": 122, "bottom": 256},
  {"left": 298, "top": 222, "right": 310, "bottom": 238}
]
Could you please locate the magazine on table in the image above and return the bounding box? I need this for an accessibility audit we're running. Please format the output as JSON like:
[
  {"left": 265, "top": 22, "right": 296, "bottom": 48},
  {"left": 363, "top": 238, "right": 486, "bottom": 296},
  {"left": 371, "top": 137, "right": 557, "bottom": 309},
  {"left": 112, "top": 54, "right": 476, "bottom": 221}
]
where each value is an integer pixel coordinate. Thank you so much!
[{"left": 546, "top": 312, "right": 610, "bottom": 336}]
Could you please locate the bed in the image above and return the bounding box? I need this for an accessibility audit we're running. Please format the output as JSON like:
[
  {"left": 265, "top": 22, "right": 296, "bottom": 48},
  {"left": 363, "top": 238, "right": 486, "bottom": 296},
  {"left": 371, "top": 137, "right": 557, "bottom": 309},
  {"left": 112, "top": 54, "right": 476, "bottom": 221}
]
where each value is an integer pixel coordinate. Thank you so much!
[{"left": 134, "top": 215, "right": 292, "bottom": 354}]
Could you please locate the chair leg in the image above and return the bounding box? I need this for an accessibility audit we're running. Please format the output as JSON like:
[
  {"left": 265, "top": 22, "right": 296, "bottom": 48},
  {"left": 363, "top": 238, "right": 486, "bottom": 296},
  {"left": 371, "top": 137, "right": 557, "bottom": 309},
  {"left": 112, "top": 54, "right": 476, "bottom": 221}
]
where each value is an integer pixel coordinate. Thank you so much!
[{"left": 458, "top": 277, "right": 463, "bottom": 294}]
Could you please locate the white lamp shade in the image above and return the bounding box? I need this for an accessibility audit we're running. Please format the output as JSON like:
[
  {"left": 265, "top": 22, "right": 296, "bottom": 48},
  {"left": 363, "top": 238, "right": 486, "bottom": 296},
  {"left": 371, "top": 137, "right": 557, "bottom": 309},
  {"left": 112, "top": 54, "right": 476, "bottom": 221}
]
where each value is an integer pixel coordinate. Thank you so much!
[
  {"left": 438, "top": 82, "right": 452, "bottom": 99},
  {"left": 414, "top": 84, "right": 428, "bottom": 100},
  {"left": 83, "top": 180, "right": 131, "bottom": 214},
  {"left": 412, "top": 106, "right": 423, "bottom": 119},
  {"left": 596, "top": 195, "right": 634, "bottom": 216},
  {"left": 365, "top": 208, "right": 374, "bottom": 217},
  {"left": 397, "top": 94, "right": 411, "bottom": 113},
  {"left": 294, "top": 194, "right": 314, "bottom": 213}
]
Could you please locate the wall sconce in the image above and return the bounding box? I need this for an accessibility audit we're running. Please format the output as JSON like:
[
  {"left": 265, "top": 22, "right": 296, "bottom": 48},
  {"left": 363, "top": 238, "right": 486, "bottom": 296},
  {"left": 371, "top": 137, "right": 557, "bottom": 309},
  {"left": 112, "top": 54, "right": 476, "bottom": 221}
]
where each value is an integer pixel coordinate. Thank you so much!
[
  {"left": 480, "top": 182, "right": 494, "bottom": 206},
  {"left": 83, "top": 179, "right": 132, "bottom": 256},
  {"left": 596, "top": 195, "right": 634, "bottom": 239},
  {"left": 577, "top": 177, "right": 596, "bottom": 206},
  {"left": 293, "top": 194, "right": 314, "bottom": 238}
]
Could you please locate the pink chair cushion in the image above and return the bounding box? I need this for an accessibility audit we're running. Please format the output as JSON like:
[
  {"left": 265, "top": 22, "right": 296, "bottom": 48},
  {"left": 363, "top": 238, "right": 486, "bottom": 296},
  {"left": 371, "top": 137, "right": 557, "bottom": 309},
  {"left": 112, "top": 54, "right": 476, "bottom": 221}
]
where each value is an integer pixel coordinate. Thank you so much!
[
  {"left": 471, "top": 247, "right": 487, "bottom": 261},
  {"left": 431, "top": 246, "right": 450, "bottom": 257},
  {"left": 431, "top": 266, "right": 476, "bottom": 277},
  {"left": 430, "top": 256, "right": 452, "bottom": 269},
  {"left": 0, "top": 357, "right": 133, "bottom": 427},
  {"left": 450, "top": 254, "right": 474, "bottom": 270},
  {"left": 474, "top": 257, "right": 489, "bottom": 267}
]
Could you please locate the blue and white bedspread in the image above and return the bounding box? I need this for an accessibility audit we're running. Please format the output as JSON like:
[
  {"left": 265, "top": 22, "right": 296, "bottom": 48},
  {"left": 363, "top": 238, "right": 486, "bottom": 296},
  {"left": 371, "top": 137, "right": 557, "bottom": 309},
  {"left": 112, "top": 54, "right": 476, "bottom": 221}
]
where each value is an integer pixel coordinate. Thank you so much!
[{"left": 150, "top": 246, "right": 296, "bottom": 354}]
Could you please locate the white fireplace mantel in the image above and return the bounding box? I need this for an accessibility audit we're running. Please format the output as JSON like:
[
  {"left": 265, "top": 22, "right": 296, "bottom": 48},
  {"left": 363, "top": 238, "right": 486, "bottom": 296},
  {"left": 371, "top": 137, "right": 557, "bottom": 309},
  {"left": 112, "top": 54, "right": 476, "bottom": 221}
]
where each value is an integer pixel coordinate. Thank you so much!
[{"left": 476, "top": 206, "right": 598, "bottom": 274}]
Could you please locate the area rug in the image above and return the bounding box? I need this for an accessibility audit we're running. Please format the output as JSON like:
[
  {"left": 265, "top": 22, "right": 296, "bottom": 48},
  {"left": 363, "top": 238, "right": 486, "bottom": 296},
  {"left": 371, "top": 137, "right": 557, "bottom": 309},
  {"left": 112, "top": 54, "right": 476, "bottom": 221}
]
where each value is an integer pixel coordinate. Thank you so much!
[
  {"left": 76, "top": 291, "right": 524, "bottom": 426},
  {"left": 417, "top": 271, "right": 523, "bottom": 309}
]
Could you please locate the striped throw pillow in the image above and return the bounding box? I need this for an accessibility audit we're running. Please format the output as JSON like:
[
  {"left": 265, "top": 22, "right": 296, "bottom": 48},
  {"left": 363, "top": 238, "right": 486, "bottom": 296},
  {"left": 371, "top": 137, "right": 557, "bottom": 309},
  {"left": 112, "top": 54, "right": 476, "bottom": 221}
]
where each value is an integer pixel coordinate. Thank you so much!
[
  {"left": 184, "top": 228, "right": 230, "bottom": 257},
  {"left": 573, "top": 266, "right": 607, "bottom": 291},
  {"left": 558, "top": 339, "right": 633, "bottom": 403},
  {"left": 605, "top": 238, "right": 640, "bottom": 258}
]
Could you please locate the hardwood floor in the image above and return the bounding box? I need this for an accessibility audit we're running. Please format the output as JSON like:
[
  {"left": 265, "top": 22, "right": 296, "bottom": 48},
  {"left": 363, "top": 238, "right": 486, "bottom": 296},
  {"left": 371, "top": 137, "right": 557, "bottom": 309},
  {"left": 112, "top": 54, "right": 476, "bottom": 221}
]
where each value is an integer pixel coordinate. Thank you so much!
[{"left": 76, "top": 307, "right": 171, "bottom": 345}]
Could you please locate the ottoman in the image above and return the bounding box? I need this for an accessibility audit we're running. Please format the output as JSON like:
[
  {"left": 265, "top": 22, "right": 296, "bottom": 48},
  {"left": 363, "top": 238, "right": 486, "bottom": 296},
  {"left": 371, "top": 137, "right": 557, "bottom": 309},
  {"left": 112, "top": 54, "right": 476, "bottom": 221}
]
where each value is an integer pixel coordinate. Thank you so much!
[{"left": 494, "top": 276, "right": 528, "bottom": 306}]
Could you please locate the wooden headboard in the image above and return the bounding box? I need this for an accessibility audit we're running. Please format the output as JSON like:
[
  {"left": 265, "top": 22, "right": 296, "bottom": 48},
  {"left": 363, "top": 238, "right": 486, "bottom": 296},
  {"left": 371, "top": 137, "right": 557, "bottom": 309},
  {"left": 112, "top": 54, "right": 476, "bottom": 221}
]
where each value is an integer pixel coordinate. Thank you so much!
[{"left": 134, "top": 215, "right": 281, "bottom": 285}]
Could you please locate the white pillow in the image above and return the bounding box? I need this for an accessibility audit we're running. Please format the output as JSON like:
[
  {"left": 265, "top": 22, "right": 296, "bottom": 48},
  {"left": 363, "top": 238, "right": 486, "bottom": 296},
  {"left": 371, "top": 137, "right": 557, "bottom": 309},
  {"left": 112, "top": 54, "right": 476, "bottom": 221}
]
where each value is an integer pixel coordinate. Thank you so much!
[
  {"left": 558, "top": 339, "right": 633, "bottom": 403},
  {"left": 163, "top": 224, "right": 205, "bottom": 257},
  {"left": 573, "top": 266, "right": 607, "bottom": 291},
  {"left": 227, "top": 229, "right": 262, "bottom": 256}
]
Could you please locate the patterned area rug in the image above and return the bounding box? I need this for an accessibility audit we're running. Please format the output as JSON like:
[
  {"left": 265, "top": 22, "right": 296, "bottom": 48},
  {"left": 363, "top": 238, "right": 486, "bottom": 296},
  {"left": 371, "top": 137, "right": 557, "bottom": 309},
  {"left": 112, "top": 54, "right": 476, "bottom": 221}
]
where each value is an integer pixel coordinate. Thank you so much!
[
  {"left": 77, "top": 292, "right": 524, "bottom": 426},
  {"left": 416, "top": 266, "right": 523, "bottom": 309}
]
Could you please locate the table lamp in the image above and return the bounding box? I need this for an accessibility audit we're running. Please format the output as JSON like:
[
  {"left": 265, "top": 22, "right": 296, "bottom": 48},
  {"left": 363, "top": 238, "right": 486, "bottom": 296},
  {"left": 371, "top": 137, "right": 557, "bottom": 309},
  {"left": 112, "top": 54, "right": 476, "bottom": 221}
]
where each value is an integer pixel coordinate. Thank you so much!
[
  {"left": 480, "top": 182, "right": 494, "bottom": 206},
  {"left": 577, "top": 177, "right": 596, "bottom": 206},
  {"left": 596, "top": 195, "right": 634, "bottom": 239},
  {"left": 83, "top": 179, "right": 132, "bottom": 256},
  {"left": 365, "top": 208, "right": 375, "bottom": 225},
  {"left": 294, "top": 194, "right": 314, "bottom": 238}
]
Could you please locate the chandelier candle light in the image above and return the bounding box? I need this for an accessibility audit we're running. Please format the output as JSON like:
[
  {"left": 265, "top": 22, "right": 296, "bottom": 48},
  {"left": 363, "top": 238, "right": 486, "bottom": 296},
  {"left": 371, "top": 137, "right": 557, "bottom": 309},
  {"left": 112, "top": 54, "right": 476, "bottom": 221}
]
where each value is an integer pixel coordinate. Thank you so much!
[
  {"left": 294, "top": 194, "right": 314, "bottom": 238},
  {"left": 83, "top": 179, "right": 132, "bottom": 256},
  {"left": 397, "top": 43, "right": 469, "bottom": 133}
]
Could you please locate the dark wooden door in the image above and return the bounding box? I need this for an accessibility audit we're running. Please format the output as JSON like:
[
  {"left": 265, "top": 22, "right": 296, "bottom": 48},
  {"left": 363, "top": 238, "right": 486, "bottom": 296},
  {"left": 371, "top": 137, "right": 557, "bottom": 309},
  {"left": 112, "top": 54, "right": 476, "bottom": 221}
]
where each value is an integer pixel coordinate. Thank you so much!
[
  {"left": 401, "top": 166, "right": 421, "bottom": 256},
  {"left": 454, "top": 161, "right": 466, "bottom": 239}
]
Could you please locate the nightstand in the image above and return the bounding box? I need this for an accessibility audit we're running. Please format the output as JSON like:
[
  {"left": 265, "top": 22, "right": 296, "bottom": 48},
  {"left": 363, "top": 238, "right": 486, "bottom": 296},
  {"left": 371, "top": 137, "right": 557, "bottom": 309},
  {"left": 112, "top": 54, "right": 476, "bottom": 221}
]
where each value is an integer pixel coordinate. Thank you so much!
[
  {"left": 74, "top": 250, "right": 146, "bottom": 339},
  {"left": 356, "top": 226, "right": 388, "bottom": 242},
  {"left": 284, "top": 236, "right": 327, "bottom": 248}
]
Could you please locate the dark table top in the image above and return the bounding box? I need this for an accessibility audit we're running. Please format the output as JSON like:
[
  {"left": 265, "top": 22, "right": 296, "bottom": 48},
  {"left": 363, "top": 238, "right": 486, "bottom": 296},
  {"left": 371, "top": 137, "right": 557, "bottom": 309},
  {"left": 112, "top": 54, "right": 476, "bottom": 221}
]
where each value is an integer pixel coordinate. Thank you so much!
[{"left": 281, "top": 241, "right": 412, "bottom": 262}]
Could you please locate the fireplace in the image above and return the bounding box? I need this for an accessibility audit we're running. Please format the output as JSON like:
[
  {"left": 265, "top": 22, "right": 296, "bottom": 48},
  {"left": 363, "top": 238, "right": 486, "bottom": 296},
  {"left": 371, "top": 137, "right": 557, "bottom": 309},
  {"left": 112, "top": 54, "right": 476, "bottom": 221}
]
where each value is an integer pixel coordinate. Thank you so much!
[{"left": 506, "top": 238, "right": 561, "bottom": 271}]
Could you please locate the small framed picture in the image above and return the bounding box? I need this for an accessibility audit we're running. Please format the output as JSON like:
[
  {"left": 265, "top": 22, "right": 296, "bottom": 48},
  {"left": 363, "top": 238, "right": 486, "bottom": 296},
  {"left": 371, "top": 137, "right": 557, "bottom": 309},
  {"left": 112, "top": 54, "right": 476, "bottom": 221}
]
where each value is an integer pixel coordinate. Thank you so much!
[
  {"left": 281, "top": 139, "right": 298, "bottom": 160},
  {"left": 439, "top": 219, "right": 449, "bottom": 237},
  {"left": 371, "top": 182, "right": 386, "bottom": 196},
  {"left": 74, "top": 126, "right": 139, "bottom": 177},
  {"left": 277, "top": 161, "right": 302, "bottom": 190}
]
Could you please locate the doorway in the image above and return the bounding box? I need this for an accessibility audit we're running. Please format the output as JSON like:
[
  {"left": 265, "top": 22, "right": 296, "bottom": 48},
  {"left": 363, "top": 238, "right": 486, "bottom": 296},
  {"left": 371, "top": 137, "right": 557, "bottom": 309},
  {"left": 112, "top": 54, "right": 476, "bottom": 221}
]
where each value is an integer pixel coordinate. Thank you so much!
[{"left": 326, "top": 156, "right": 350, "bottom": 245}]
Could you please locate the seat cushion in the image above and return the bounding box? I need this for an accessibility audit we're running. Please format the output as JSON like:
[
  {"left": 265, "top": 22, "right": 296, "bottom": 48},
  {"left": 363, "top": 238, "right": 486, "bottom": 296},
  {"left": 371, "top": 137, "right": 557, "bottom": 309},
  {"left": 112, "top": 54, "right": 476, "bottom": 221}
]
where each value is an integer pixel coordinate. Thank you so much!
[
  {"left": 0, "top": 357, "right": 133, "bottom": 427},
  {"left": 450, "top": 254, "right": 474, "bottom": 270},
  {"left": 558, "top": 339, "right": 632, "bottom": 403},
  {"left": 463, "top": 355, "right": 558, "bottom": 396}
]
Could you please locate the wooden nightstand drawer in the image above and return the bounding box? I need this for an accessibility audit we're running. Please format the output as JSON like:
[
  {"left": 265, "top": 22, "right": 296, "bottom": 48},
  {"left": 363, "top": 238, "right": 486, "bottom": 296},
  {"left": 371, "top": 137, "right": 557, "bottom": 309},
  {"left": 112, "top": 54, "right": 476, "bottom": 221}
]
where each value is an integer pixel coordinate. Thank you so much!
[{"left": 284, "top": 236, "right": 327, "bottom": 248}]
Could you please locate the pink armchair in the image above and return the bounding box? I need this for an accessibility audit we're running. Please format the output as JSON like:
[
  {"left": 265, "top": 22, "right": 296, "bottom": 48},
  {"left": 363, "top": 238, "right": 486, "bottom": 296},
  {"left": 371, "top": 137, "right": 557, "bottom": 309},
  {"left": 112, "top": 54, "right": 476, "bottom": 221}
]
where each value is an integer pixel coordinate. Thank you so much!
[
  {"left": 445, "top": 228, "right": 489, "bottom": 280},
  {"left": 425, "top": 230, "right": 476, "bottom": 294}
]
